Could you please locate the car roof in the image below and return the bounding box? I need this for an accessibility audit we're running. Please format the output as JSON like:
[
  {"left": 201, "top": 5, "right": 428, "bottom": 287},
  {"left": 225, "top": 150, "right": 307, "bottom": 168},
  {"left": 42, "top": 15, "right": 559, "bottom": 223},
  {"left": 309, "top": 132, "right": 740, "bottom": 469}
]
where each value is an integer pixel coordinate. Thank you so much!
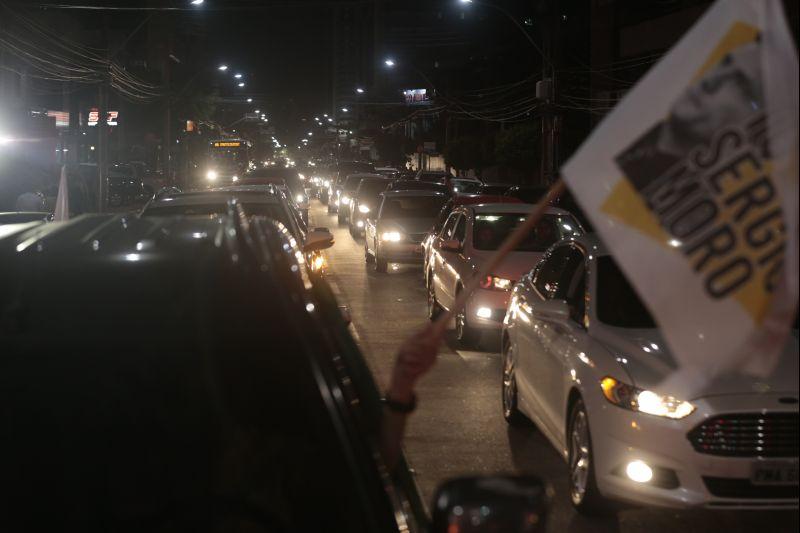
[
  {"left": 146, "top": 190, "right": 281, "bottom": 208},
  {"left": 453, "top": 194, "right": 521, "bottom": 206},
  {"left": 464, "top": 202, "right": 574, "bottom": 217},
  {"left": 381, "top": 189, "right": 448, "bottom": 198}
]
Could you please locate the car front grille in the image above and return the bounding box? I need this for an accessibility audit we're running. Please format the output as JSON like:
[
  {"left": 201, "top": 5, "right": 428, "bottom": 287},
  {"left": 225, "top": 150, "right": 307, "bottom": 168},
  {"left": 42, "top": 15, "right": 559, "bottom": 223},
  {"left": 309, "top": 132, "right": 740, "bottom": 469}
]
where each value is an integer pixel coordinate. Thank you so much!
[
  {"left": 688, "top": 413, "right": 799, "bottom": 457},
  {"left": 703, "top": 477, "right": 799, "bottom": 499}
]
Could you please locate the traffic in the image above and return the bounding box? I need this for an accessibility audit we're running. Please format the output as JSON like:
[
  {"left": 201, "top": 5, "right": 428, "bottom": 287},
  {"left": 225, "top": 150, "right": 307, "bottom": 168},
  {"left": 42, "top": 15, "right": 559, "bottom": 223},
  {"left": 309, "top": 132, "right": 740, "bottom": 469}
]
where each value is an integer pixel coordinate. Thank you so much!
[{"left": 0, "top": 1, "right": 797, "bottom": 532}]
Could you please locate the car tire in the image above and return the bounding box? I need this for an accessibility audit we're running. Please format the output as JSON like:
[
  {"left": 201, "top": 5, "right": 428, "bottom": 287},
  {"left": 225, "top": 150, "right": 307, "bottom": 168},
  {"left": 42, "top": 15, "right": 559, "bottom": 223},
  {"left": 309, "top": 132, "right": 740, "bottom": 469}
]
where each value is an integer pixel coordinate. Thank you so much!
[
  {"left": 427, "top": 278, "right": 442, "bottom": 320},
  {"left": 375, "top": 246, "right": 388, "bottom": 273},
  {"left": 567, "top": 398, "right": 610, "bottom": 516},
  {"left": 502, "top": 338, "right": 528, "bottom": 426},
  {"left": 455, "top": 292, "right": 479, "bottom": 348},
  {"left": 364, "top": 239, "right": 375, "bottom": 264}
]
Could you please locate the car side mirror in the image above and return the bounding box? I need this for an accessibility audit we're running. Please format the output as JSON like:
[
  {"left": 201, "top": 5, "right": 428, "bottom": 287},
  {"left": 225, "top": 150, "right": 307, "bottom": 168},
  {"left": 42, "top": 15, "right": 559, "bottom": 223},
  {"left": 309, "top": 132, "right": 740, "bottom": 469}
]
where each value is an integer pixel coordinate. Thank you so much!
[
  {"left": 304, "top": 227, "right": 334, "bottom": 252},
  {"left": 438, "top": 239, "right": 461, "bottom": 253},
  {"left": 431, "top": 476, "right": 549, "bottom": 533},
  {"left": 534, "top": 299, "right": 571, "bottom": 323}
]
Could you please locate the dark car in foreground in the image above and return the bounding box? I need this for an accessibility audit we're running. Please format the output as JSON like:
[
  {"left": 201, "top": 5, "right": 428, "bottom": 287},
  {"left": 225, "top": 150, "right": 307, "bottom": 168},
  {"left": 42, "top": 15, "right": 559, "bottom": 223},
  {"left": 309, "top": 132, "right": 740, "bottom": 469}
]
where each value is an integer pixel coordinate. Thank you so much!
[{"left": 0, "top": 214, "right": 548, "bottom": 533}]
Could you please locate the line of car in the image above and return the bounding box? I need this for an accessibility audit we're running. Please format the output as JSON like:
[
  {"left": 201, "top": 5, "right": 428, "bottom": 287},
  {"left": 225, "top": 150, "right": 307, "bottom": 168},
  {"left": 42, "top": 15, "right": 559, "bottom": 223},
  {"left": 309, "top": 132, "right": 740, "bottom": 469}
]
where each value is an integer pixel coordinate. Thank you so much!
[
  {"left": 0, "top": 165, "right": 553, "bottom": 533},
  {"left": 315, "top": 166, "right": 799, "bottom": 514}
]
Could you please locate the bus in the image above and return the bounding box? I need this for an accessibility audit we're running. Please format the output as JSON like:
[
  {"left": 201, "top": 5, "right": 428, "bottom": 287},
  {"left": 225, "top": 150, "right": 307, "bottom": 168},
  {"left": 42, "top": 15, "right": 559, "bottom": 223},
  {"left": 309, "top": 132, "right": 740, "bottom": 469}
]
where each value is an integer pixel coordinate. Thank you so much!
[{"left": 202, "top": 138, "right": 252, "bottom": 186}]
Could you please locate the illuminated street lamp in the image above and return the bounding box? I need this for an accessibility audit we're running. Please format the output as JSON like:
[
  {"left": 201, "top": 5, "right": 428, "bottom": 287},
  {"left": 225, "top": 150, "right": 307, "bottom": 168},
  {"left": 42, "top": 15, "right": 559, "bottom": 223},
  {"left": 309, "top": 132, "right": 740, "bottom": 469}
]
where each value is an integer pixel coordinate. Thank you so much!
[
  {"left": 218, "top": 64, "right": 228, "bottom": 71},
  {"left": 254, "top": 109, "right": 260, "bottom": 114},
  {"left": 238, "top": 82, "right": 245, "bottom": 88},
  {"left": 356, "top": 87, "right": 365, "bottom": 94},
  {"left": 234, "top": 73, "right": 243, "bottom": 79},
  {"left": 307, "top": 132, "right": 313, "bottom": 136},
  {"left": 384, "top": 58, "right": 396, "bottom": 67},
  {"left": 246, "top": 98, "right": 253, "bottom": 103},
  {"left": 341, "top": 108, "right": 349, "bottom": 112},
  {"left": 190, "top": 0, "right": 205, "bottom": 5}
]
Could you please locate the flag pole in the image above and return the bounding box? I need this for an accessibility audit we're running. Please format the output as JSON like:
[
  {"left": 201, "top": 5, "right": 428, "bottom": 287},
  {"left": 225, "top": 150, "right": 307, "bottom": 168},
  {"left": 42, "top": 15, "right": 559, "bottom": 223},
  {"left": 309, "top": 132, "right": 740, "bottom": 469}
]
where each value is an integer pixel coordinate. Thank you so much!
[{"left": 432, "top": 178, "right": 567, "bottom": 335}]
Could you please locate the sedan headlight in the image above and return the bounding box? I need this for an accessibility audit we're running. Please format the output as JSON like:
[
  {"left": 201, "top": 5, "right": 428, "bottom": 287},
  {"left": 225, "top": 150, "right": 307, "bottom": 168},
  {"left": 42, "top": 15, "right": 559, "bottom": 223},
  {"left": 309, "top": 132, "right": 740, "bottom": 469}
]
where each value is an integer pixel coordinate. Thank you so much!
[
  {"left": 341, "top": 195, "right": 351, "bottom": 205},
  {"left": 206, "top": 170, "right": 218, "bottom": 181},
  {"left": 600, "top": 376, "right": 695, "bottom": 419},
  {"left": 298, "top": 173, "right": 306, "bottom": 181},
  {"left": 358, "top": 204, "right": 370, "bottom": 214},
  {"left": 295, "top": 194, "right": 306, "bottom": 203},
  {"left": 479, "top": 275, "right": 513, "bottom": 291},
  {"left": 381, "top": 231, "right": 402, "bottom": 242}
]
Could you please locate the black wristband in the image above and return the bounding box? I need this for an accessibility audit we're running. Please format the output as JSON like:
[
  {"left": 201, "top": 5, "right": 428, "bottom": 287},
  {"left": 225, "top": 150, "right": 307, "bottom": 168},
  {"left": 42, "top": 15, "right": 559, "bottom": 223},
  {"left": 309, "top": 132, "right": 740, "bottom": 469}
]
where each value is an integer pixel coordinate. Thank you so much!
[{"left": 382, "top": 393, "right": 417, "bottom": 414}]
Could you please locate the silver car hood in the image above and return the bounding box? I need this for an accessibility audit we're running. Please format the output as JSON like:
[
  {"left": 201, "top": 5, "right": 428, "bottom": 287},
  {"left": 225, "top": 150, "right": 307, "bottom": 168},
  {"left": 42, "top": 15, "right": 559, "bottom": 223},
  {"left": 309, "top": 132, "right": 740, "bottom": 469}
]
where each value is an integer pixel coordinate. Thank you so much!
[{"left": 592, "top": 324, "right": 799, "bottom": 399}]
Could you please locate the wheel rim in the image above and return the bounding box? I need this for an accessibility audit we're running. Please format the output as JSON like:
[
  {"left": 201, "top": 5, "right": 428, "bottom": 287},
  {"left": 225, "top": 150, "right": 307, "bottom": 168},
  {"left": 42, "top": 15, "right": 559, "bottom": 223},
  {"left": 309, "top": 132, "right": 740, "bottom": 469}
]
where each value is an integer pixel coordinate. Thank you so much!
[
  {"left": 456, "top": 309, "right": 466, "bottom": 340},
  {"left": 569, "top": 409, "right": 591, "bottom": 505},
  {"left": 502, "top": 343, "right": 516, "bottom": 417}
]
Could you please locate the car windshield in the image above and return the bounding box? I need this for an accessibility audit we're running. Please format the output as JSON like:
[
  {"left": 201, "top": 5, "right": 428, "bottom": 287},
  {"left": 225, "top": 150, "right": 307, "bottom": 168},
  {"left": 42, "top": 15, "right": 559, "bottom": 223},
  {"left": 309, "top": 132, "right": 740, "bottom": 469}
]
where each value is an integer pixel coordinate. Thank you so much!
[
  {"left": 343, "top": 175, "right": 367, "bottom": 192},
  {"left": 472, "top": 213, "right": 580, "bottom": 252},
  {"left": 596, "top": 256, "right": 657, "bottom": 328},
  {"left": 381, "top": 195, "right": 447, "bottom": 219},
  {"left": 0, "top": 255, "right": 376, "bottom": 531}
]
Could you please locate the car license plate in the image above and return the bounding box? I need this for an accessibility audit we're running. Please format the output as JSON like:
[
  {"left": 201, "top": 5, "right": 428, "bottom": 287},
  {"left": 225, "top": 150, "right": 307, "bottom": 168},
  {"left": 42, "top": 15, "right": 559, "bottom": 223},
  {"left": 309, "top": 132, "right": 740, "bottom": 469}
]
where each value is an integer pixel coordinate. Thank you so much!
[{"left": 751, "top": 460, "right": 799, "bottom": 486}]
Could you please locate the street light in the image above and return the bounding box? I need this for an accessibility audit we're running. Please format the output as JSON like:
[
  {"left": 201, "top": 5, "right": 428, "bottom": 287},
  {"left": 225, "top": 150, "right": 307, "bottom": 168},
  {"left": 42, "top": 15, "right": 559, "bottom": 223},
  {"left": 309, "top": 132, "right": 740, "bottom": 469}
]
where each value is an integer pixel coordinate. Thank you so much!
[
  {"left": 247, "top": 98, "right": 253, "bottom": 103},
  {"left": 384, "top": 58, "right": 396, "bottom": 67},
  {"left": 238, "top": 82, "right": 245, "bottom": 88},
  {"left": 356, "top": 87, "right": 365, "bottom": 94},
  {"left": 234, "top": 73, "right": 243, "bottom": 79},
  {"left": 341, "top": 108, "right": 349, "bottom": 112},
  {"left": 218, "top": 64, "right": 228, "bottom": 71},
  {"left": 307, "top": 132, "right": 313, "bottom": 136},
  {"left": 254, "top": 109, "right": 260, "bottom": 114},
  {"left": 190, "top": 0, "right": 205, "bottom": 5}
]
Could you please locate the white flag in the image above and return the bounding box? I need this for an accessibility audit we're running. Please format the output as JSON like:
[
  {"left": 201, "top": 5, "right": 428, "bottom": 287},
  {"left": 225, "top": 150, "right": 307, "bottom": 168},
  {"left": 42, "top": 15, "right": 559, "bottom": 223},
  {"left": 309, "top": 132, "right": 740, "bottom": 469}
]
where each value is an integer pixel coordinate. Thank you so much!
[
  {"left": 53, "top": 165, "right": 70, "bottom": 222},
  {"left": 561, "top": 0, "right": 798, "bottom": 396}
]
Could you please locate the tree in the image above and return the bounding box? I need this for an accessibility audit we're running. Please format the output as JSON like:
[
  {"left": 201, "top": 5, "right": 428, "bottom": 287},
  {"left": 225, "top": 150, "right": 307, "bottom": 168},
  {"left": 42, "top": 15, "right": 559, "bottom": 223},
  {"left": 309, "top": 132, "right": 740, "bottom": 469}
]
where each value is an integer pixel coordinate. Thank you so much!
[
  {"left": 494, "top": 122, "right": 539, "bottom": 174},
  {"left": 445, "top": 136, "right": 484, "bottom": 172}
]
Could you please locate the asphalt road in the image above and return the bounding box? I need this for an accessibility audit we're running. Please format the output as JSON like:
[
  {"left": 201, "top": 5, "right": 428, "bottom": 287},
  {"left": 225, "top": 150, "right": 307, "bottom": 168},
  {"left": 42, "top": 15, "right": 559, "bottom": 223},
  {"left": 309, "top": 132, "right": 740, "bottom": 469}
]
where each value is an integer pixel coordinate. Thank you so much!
[{"left": 309, "top": 200, "right": 798, "bottom": 533}]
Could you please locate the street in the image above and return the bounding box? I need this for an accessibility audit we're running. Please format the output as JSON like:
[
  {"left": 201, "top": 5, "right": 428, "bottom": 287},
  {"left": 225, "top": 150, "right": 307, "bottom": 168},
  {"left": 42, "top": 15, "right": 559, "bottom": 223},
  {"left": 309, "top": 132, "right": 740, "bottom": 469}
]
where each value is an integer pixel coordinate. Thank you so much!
[{"left": 311, "top": 200, "right": 799, "bottom": 533}]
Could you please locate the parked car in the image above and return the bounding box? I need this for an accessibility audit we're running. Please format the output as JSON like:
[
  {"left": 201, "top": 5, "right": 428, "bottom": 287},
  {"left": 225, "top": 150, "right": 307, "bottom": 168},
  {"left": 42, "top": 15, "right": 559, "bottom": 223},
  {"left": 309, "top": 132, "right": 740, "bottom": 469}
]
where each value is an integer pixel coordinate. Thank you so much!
[
  {"left": 327, "top": 161, "right": 376, "bottom": 213},
  {"left": 427, "top": 203, "right": 582, "bottom": 348},
  {"left": 364, "top": 190, "right": 449, "bottom": 273},
  {"left": 349, "top": 175, "right": 392, "bottom": 237},
  {"left": 501, "top": 233, "right": 799, "bottom": 514},
  {"left": 0, "top": 214, "right": 549, "bottom": 533},
  {"left": 240, "top": 167, "right": 309, "bottom": 225}
]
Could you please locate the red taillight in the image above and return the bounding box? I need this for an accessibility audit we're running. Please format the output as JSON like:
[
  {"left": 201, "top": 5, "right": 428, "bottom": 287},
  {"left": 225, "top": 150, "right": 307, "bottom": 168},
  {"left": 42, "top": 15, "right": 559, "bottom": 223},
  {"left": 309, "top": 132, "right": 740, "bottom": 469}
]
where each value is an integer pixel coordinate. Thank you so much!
[{"left": 479, "top": 276, "right": 492, "bottom": 289}]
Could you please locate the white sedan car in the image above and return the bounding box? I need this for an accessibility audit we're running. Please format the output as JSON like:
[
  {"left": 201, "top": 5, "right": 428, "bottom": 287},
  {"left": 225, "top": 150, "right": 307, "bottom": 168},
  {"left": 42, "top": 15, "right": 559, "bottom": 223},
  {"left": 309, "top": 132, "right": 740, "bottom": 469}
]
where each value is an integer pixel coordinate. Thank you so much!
[
  {"left": 427, "top": 203, "right": 582, "bottom": 347},
  {"left": 502, "top": 234, "right": 799, "bottom": 513}
]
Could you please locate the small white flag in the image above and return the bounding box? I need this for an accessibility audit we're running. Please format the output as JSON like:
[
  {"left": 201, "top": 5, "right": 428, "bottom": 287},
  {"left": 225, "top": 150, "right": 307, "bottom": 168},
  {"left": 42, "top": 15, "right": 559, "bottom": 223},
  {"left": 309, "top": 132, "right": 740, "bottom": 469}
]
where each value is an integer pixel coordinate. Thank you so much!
[
  {"left": 53, "top": 165, "right": 70, "bottom": 222},
  {"left": 561, "top": 0, "right": 798, "bottom": 395}
]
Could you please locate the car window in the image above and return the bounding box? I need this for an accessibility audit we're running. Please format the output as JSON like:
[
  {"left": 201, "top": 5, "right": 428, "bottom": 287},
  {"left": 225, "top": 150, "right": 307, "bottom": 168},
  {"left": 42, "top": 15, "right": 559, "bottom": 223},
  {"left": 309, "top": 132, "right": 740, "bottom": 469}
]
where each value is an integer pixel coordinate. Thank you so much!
[
  {"left": 453, "top": 214, "right": 466, "bottom": 244},
  {"left": 441, "top": 212, "right": 459, "bottom": 239},
  {"left": 380, "top": 196, "right": 447, "bottom": 219},
  {"left": 596, "top": 256, "right": 657, "bottom": 328},
  {"left": 562, "top": 248, "right": 587, "bottom": 323},
  {"left": 472, "top": 213, "right": 581, "bottom": 252},
  {"left": 533, "top": 245, "right": 577, "bottom": 300}
]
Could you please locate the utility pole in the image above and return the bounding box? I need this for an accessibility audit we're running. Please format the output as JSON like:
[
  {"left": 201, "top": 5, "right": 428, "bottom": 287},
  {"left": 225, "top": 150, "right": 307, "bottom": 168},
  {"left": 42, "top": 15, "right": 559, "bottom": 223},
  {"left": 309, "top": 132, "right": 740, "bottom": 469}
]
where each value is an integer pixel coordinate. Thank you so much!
[
  {"left": 162, "top": 20, "right": 172, "bottom": 185},
  {"left": 97, "top": 82, "right": 108, "bottom": 212},
  {"left": 538, "top": 1, "right": 558, "bottom": 186}
]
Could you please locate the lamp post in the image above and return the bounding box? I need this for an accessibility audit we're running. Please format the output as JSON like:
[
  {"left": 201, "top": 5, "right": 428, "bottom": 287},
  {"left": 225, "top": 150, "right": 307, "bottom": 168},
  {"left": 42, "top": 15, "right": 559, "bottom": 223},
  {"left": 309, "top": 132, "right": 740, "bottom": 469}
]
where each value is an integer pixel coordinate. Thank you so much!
[{"left": 458, "top": 0, "right": 558, "bottom": 185}]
